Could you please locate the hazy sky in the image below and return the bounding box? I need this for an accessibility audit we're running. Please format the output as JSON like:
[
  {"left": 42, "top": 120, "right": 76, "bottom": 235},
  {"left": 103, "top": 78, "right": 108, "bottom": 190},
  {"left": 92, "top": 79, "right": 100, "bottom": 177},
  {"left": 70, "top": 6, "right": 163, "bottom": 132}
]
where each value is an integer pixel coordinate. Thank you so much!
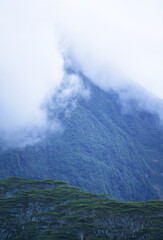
[
  {"left": 53, "top": 0, "right": 163, "bottom": 98},
  {"left": 0, "top": 0, "right": 163, "bottom": 146}
]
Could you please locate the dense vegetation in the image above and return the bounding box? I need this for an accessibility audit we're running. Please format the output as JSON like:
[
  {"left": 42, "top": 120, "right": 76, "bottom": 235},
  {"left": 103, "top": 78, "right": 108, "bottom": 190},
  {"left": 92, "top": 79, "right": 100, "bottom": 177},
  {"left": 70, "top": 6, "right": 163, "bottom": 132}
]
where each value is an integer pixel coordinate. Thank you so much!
[
  {"left": 0, "top": 77, "right": 162, "bottom": 201},
  {"left": 0, "top": 178, "right": 162, "bottom": 240}
]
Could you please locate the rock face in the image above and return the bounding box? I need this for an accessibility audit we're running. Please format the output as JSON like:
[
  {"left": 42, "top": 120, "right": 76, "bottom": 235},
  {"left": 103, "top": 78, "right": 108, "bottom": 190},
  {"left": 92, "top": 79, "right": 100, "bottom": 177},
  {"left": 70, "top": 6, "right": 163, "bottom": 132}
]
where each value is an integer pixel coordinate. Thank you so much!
[
  {"left": 0, "top": 78, "right": 163, "bottom": 201},
  {"left": 0, "top": 178, "right": 162, "bottom": 240}
]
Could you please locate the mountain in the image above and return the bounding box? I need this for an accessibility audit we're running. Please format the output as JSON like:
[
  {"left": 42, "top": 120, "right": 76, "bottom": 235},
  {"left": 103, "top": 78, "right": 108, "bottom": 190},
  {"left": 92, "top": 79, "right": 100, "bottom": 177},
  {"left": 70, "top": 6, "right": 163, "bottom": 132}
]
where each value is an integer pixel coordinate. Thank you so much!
[
  {"left": 0, "top": 77, "right": 162, "bottom": 201},
  {"left": 0, "top": 177, "right": 163, "bottom": 240}
]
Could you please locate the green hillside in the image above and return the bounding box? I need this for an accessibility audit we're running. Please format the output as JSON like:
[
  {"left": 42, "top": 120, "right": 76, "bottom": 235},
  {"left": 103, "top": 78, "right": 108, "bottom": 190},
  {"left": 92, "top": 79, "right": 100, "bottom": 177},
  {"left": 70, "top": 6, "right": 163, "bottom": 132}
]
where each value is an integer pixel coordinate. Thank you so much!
[
  {"left": 0, "top": 178, "right": 162, "bottom": 240},
  {"left": 0, "top": 79, "right": 162, "bottom": 201}
]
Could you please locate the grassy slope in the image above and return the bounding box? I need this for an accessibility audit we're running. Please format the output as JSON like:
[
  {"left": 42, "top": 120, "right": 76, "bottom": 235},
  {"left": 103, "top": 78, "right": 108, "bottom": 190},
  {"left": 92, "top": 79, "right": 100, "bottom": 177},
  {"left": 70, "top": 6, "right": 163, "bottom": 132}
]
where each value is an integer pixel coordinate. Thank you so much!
[{"left": 0, "top": 81, "right": 162, "bottom": 201}]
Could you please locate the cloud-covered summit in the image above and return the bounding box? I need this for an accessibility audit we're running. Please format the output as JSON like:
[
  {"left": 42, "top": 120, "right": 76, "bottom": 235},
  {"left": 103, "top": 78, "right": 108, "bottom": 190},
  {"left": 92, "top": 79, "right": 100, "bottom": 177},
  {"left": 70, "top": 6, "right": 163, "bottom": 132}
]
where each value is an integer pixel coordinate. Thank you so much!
[
  {"left": 0, "top": 0, "right": 162, "bottom": 147},
  {"left": 53, "top": 0, "right": 163, "bottom": 97}
]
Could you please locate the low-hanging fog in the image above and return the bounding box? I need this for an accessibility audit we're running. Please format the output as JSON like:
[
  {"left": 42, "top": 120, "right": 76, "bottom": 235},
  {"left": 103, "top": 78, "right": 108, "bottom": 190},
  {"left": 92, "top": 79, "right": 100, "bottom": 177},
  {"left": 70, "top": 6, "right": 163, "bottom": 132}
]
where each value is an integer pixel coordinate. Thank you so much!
[{"left": 0, "top": 0, "right": 163, "bottom": 147}]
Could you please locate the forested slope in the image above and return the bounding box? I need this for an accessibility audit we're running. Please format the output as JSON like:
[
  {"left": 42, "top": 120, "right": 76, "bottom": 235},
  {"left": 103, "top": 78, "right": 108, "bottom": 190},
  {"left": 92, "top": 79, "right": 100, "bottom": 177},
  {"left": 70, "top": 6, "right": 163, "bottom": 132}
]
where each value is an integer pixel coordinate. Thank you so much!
[
  {"left": 0, "top": 79, "right": 162, "bottom": 201},
  {"left": 0, "top": 178, "right": 163, "bottom": 240}
]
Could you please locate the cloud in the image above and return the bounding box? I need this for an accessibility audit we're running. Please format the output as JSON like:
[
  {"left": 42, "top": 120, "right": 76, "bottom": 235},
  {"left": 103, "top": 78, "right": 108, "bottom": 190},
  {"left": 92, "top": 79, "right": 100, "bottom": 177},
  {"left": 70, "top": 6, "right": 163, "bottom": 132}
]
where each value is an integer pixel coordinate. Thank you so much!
[
  {"left": 45, "top": 73, "right": 90, "bottom": 120},
  {"left": 53, "top": 0, "right": 163, "bottom": 99},
  {"left": 52, "top": 0, "right": 163, "bottom": 119},
  {"left": 0, "top": 0, "right": 162, "bottom": 147},
  {"left": 0, "top": 0, "right": 65, "bottom": 147}
]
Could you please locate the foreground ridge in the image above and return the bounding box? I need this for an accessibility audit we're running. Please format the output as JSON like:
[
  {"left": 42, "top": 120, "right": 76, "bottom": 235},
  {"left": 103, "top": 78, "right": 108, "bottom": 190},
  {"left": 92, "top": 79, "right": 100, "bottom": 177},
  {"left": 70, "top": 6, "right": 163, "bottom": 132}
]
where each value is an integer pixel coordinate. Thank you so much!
[{"left": 0, "top": 178, "right": 162, "bottom": 240}]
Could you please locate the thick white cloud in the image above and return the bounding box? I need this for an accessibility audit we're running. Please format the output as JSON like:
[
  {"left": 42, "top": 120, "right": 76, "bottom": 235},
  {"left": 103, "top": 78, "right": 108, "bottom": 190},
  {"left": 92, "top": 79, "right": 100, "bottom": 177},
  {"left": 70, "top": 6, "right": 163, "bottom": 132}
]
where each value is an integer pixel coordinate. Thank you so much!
[
  {"left": 52, "top": 0, "right": 163, "bottom": 99},
  {"left": 0, "top": 0, "right": 162, "bottom": 146},
  {"left": 0, "top": 1, "right": 64, "bottom": 133}
]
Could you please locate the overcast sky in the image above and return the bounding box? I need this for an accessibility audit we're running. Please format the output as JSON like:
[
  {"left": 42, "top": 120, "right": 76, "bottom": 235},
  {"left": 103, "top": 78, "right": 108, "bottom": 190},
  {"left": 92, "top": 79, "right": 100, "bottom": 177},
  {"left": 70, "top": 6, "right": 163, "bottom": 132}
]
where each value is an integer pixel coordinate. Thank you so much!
[
  {"left": 53, "top": 0, "right": 163, "bottom": 98},
  {"left": 0, "top": 0, "right": 163, "bottom": 146}
]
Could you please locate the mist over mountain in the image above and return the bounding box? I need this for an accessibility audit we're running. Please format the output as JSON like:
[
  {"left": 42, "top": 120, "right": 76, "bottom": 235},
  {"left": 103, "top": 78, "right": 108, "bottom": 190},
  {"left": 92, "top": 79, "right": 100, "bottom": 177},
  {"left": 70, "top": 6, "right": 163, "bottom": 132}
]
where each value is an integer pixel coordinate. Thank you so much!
[
  {"left": 1, "top": 2, "right": 163, "bottom": 239},
  {"left": 0, "top": 0, "right": 163, "bottom": 201},
  {"left": 0, "top": 75, "right": 162, "bottom": 202},
  {"left": 0, "top": 0, "right": 163, "bottom": 148}
]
